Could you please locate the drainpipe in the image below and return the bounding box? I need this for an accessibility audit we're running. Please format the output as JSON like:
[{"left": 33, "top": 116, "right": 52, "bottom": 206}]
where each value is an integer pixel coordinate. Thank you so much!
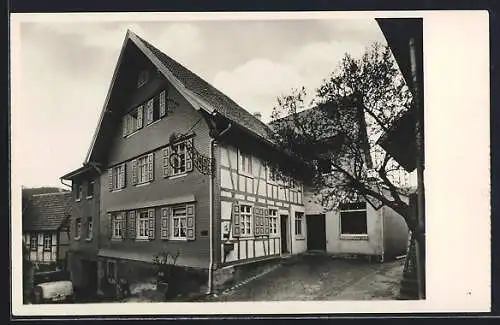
[{"left": 207, "top": 118, "right": 232, "bottom": 295}]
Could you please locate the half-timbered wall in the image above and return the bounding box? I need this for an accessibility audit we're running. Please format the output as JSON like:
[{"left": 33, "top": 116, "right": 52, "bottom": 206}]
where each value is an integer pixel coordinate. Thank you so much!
[
  {"left": 24, "top": 232, "right": 58, "bottom": 264},
  {"left": 218, "top": 143, "right": 305, "bottom": 265}
]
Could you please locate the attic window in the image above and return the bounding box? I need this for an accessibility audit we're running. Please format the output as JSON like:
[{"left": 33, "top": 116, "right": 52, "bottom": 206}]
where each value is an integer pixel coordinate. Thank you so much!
[{"left": 137, "top": 70, "right": 149, "bottom": 88}]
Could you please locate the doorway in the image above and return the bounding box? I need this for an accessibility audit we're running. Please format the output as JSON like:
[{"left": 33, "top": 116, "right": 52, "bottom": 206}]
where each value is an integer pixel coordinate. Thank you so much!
[
  {"left": 306, "top": 214, "right": 326, "bottom": 251},
  {"left": 81, "top": 260, "right": 98, "bottom": 298},
  {"left": 280, "top": 214, "right": 289, "bottom": 254}
]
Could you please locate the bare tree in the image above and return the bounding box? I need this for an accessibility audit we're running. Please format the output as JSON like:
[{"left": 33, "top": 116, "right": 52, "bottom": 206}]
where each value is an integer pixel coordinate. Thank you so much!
[{"left": 269, "top": 42, "right": 417, "bottom": 231}]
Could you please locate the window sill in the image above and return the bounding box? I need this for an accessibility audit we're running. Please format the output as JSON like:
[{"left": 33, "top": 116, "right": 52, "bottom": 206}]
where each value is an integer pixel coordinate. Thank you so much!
[
  {"left": 85, "top": 237, "right": 93, "bottom": 242},
  {"left": 146, "top": 119, "right": 161, "bottom": 128},
  {"left": 111, "top": 188, "right": 124, "bottom": 193},
  {"left": 168, "top": 173, "right": 188, "bottom": 180},
  {"left": 295, "top": 235, "right": 305, "bottom": 241},
  {"left": 74, "top": 237, "right": 80, "bottom": 241},
  {"left": 170, "top": 237, "right": 188, "bottom": 242},
  {"left": 135, "top": 237, "right": 150, "bottom": 241},
  {"left": 75, "top": 198, "right": 81, "bottom": 202},
  {"left": 340, "top": 234, "right": 369, "bottom": 241},
  {"left": 135, "top": 181, "right": 152, "bottom": 187},
  {"left": 111, "top": 237, "right": 123, "bottom": 241},
  {"left": 124, "top": 129, "right": 140, "bottom": 139},
  {"left": 86, "top": 196, "right": 93, "bottom": 200}
]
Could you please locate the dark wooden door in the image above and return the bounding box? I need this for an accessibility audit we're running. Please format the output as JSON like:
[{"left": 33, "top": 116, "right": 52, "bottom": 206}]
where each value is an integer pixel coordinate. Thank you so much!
[
  {"left": 280, "top": 215, "right": 288, "bottom": 253},
  {"left": 306, "top": 214, "right": 326, "bottom": 251}
]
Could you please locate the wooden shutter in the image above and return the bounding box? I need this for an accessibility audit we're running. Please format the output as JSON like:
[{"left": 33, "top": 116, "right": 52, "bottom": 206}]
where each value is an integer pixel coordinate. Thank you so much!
[
  {"left": 159, "top": 90, "right": 166, "bottom": 117},
  {"left": 128, "top": 211, "right": 136, "bottom": 239},
  {"left": 185, "top": 138, "right": 194, "bottom": 173},
  {"left": 166, "top": 89, "right": 174, "bottom": 114},
  {"left": 122, "top": 163, "right": 127, "bottom": 188},
  {"left": 232, "top": 203, "right": 240, "bottom": 238},
  {"left": 107, "top": 213, "right": 112, "bottom": 238},
  {"left": 147, "top": 153, "right": 154, "bottom": 181},
  {"left": 146, "top": 98, "right": 154, "bottom": 124},
  {"left": 148, "top": 209, "right": 155, "bottom": 240},
  {"left": 120, "top": 212, "right": 126, "bottom": 238},
  {"left": 122, "top": 116, "right": 128, "bottom": 137},
  {"left": 137, "top": 105, "right": 143, "bottom": 129},
  {"left": 163, "top": 147, "right": 172, "bottom": 178},
  {"left": 264, "top": 209, "right": 270, "bottom": 235},
  {"left": 108, "top": 169, "right": 113, "bottom": 191},
  {"left": 131, "top": 159, "right": 138, "bottom": 185},
  {"left": 253, "top": 207, "right": 259, "bottom": 236},
  {"left": 186, "top": 204, "right": 195, "bottom": 240},
  {"left": 160, "top": 207, "right": 170, "bottom": 240}
]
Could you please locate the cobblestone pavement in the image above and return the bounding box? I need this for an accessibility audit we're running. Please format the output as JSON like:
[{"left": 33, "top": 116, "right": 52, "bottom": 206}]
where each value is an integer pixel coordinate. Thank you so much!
[{"left": 206, "top": 254, "right": 405, "bottom": 301}]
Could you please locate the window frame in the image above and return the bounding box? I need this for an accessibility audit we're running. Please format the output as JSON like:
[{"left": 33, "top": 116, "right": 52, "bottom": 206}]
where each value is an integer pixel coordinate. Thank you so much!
[
  {"left": 137, "top": 155, "right": 149, "bottom": 184},
  {"left": 112, "top": 164, "right": 126, "bottom": 191},
  {"left": 294, "top": 212, "right": 304, "bottom": 238},
  {"left": 75, "top": 182, "right": 82, "bottom": 201},
  {"left": 86, "top": 217, "right": 93, "bottom": 240},
  {"left": 75, "top": 218, "right": 82, "bottom": 240},
  {"left": 268, "top": 208, "right": 279, "bottom": 236},
  {"left": 171, "top": 205, "right": 188, "bottom": 240},
  {"left": 171, "top": 140, "right": 188, "bottom": 176},
  {"left": 112, "top": 214, "right": 123, "bottom": 240},
  {"left": 339, "top": 202, "right": 368, "bottom": 238},
  {"left": 136, "top": 210, "right": 150, "bottom": 240},
  {"left": 239, "top": 204, "right": 253, "bottom": 237},
  {"left": 86, "top": 180, "right": 94, "bottom": 199},
  {"left": 43, "top": 233, "right": 52, "bottom": 251},
  {"left": 137, "top": 70, "right": 149, "bottom": 88},
  {"left": 30, "top": 234, "right": 37, "bottom": 251},
  {"left": 238, "top": 151, "right": 253, "bottom": 177}
]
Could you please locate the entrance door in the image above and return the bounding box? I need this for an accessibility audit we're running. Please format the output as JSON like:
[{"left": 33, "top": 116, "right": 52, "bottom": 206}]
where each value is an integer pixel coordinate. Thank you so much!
[
  {"left": 306, "top": 214, "right": 326, "bottom": 251},
  {"left": 81, "top": 260, "right": 98, "bottom": 297},
  {"left": 280, "top": 215, "right": 289, "bottom": 254}
]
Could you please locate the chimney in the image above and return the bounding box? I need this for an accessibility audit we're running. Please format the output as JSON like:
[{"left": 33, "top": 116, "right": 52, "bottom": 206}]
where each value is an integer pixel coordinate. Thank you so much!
[{"left": 253, "top": 112, "right": 262, "bottom": 121}]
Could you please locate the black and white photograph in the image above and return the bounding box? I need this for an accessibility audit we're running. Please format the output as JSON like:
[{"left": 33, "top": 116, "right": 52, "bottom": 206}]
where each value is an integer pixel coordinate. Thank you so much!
[{"left": 10, "top": 11, "right": 490, "bottom": 316}]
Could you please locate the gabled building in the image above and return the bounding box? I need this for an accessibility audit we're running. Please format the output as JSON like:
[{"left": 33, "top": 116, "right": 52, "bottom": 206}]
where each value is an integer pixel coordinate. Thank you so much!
[
  {"left": 61, "top": 30, "right": 408, "bottom": 297},
  {"left": 22, "top": 191, "right": 72, "bottom": 269}
]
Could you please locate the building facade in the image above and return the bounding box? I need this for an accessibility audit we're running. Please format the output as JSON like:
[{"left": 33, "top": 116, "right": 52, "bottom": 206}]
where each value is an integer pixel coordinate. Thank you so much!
[{"left": 61, "top": 30, "right": 408, "bottom": 297}]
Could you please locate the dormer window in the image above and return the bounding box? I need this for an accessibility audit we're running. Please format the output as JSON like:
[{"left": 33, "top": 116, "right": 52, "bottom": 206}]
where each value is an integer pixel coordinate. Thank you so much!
[{"left": 137, "top": 70, "right": 149, "bottom": 88}]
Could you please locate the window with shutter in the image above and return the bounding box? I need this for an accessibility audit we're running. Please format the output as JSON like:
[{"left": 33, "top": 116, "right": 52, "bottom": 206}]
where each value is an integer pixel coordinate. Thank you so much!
[
  {"left": 148, "top": 209, "right": 155, "bottom": 240},
  {"left": 232, "top": 203, "right": 240, "bottom": 237},
  {"left": 185, "top": 138, "right": 194, "bottom": 173},
  {"left": 163, "top": 147, "right": 172, "bottom": 178},
  {"left": 186, "top": 204, "right": 195, "bottom": 240},
  {"left": 137, "top": 105, "right": 143, "bottom": 129},
  {"left": 160, "top": 207, "right": 170, "bottom": 240},
  {"left": 132, "top": 159, "right": 138, "bottom": 185},
  {"left": 122, "top": 116, "right": 128, "bottom": 137},
  {"left": 108, "top": 169, "right": 113, "bottom": 192},
  {"left": 264, "top": 209, "right": 270, "bottom": 235},
  {"left": 159, "top": 90, "right": 166, "bottom": 117},
  {"left": 121, "top": 212, "right": 127, "bottom": 236},
  {"left": 122, "top": 163, "right": 127, "bottom": 188},
  {"left": 146, "top": 99, "right": 154, "bottom": 125},
  {"left": 128, "top": 211, "right": 136, "bottom": 239},
  {"left": 147, "top": 153, "right": 154, "bottom": 181}
]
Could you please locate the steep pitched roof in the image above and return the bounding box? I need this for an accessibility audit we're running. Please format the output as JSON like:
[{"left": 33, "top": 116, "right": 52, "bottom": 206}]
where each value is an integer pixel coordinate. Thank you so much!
[
  {"left": 81, "top": 30, "right": 275, "bottom": 167},
  {"left": 23, "top": 192, "right": 72, "bottom": 232}
]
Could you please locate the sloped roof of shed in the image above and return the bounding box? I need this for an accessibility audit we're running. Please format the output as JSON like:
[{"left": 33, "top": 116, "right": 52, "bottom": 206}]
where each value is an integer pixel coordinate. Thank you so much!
[{"left": 23, "top": 192, "right": 72, "bottom": 231}]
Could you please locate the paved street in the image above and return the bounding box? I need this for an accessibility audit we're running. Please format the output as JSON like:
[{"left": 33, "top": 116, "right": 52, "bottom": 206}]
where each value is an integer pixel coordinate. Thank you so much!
[{"left": 206, "top": 254, "right": 405, "bottom": 301}]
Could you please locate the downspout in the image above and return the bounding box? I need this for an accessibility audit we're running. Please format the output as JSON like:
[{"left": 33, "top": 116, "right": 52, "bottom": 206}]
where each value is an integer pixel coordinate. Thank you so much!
[{"left": 207, "top": 117, "right": 232, "bottom": 295}]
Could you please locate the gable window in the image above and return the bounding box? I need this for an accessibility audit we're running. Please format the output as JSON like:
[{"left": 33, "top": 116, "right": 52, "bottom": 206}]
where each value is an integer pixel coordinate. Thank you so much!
[
  {"left": 86, "top": 217, "right": 93, "bottom": 240},
  {"left": 295, "top": 212, "right": 304, "bottom": 237},
  {"left": 30, "top": 234, "right": 37, "bottom": 251},
  {"left": 112, "top": 164, "right": 126, "bottom": 191},
  {"left": 112, "top": 214, "right": 123, "bottom": 239},
  {"left": 239, "top": 152, "right": 252, "bottom": 176},
  {"left": 123, "top": 106, "right": 144, "bottom": 137},
  {"left": 136, "top": 211, "right": 149, "bottom": 240},
  {"left": 340, "top": 202, "right": 368, "bottom": 235},
  {"left": 240, "top": 205, "right": 253, "bottom": 236},
  {"left": 269, "top": 209, "right": 278, "bottom": 235},
  {"left": 172, "top": 141, "right": 188, "bottom": 175},
  {"left": 137, "top": 155, "right": 149, "bottom": 184},
  {"left": 171, "top": 206, "right": 187, "bottom": 239},
  {"left": 137, "top": 70, "right": 149, "bottom": 88},
  {"left": 75, "top": 182, "right": 82, "bottom": 201},
  {"left": 75, "top": 218, "right": 82, "bottom": 239},
  {"left": 43, "top": 233, "right": 52, "bottom": 251},
  {"left": 87, "top": 180, "right": 94, "bottom": 199}
]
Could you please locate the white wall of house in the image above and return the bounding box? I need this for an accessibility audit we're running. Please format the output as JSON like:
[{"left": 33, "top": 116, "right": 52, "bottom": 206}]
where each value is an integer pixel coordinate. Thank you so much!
[
  {"left": 219, "top": 143, "right": 304, "bottom": 264},
  {"left": 304, "top": 192, "right": 384, "bottom": 258}
]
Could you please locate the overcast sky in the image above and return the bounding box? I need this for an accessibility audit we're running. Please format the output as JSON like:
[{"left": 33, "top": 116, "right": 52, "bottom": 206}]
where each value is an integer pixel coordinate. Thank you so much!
[{"left": 15, "top": 18, "right": 387, "bottom": 188}]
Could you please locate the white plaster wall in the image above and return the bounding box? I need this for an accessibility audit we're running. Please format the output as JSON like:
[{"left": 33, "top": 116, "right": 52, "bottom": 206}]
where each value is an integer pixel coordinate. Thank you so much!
[{"left": 290, "top": 204, "right": 307, "bottom": 254}]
